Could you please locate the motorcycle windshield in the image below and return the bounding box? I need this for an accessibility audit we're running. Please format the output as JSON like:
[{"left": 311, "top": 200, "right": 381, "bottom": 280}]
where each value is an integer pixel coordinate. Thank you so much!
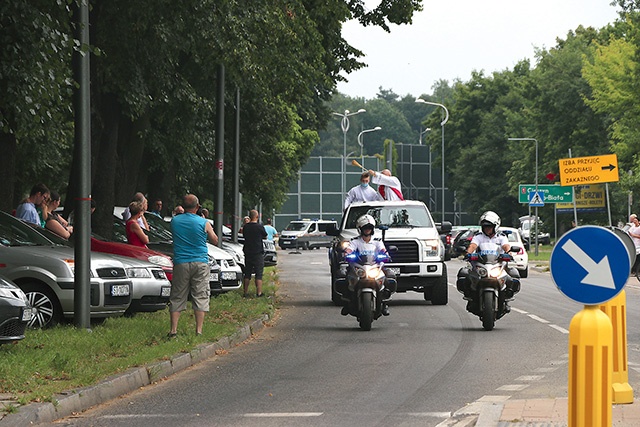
[{"left": 477, "top": 242, "right": 501, "bottom": 263}]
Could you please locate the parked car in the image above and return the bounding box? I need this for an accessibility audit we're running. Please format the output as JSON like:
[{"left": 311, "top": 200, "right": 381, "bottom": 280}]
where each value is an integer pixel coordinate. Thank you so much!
[
  {"left": 29, "top": 226, "right": 172, "bottom": 314},
  {"left": 0, "top": 275, "right": 32, "bottom": 343},
  {"left": 207, "top": 244, "right": 243, "bottom": 295},
  {"left": 112, "top": 214, "right": 224, "bottom": 295},
  {"left": 90, "top": 233, "right": 173, "bottom": 282},
  {"left": 518, "top": 215, "right": 551, "bottom": 247},
  {"left": 0, "top": 211, "right": 132, "bottom": 328},
  {"left": 500, "top": 227, "right": 529, "bottom": 278}
]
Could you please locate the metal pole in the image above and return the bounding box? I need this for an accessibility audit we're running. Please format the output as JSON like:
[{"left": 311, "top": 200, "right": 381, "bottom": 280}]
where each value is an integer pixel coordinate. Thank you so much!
[
  {"left": 535, "top": 138, "right": 539, "bottom": 256},
  {"left": 441, "top": 122, "right": 445, "bottom": 222},
  {"left": 415, "top": 99, "right": 448, "bottom": 221},
  {"left": 72, "top": 0, "right": 91, "bottom": 330},
  {"left": 233, "top": 87, "right": 240, "bottom": 243},
  {"left": 332, "top": 109, "right": 366, "bottom": 199},
  {"left": 215, "top": 64, "right": 225, "bottom": 246}
]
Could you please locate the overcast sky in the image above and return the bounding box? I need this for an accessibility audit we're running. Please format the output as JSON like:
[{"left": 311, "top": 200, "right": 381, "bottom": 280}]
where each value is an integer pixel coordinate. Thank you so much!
[{"left": 336, "top": 0, "right": 621, "bottom": 99}]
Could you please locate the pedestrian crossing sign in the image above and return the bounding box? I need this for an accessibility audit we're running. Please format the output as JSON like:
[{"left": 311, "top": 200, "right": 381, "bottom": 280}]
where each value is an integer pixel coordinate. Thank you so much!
[{"left": 529, "top": 191, "right": 545, "bottom": 207}]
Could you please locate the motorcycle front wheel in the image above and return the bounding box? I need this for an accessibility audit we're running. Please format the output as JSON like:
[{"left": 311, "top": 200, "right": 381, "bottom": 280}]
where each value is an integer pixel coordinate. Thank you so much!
[
  {"left": 481, "top": 291, "right": 495, "bottom": 331},
  {"left": 359, "top": 292, "right": 374, "bottom": 331}
]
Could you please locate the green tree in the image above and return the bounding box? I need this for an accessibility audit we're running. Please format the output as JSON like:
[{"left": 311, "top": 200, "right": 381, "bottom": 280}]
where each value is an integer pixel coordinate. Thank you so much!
[{"left": 0, "top": 1, "right": 74, "bottom": 211}]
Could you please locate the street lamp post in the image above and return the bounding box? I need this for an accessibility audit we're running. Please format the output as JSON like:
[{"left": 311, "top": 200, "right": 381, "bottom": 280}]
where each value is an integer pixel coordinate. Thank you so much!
[
  {"left": 416, "top": 99, "right": 449, "bottom": 222},
  {"left": 358, "top": 126, "right": 382, "bottom": 166},
  {"left": 508, "top": 137, "right": 539, "bottom": 256},
  {"left": 332, "top": 109, "right": 366, "bottom": 197},
  {"left": 419, "top": 127, "right": 432, "bottom": 204}
]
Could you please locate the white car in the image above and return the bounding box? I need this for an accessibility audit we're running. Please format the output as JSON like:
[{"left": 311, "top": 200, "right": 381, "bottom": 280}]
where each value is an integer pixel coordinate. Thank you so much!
[{"left": 501, "top": 227, "right": 529, "bottom": 278}]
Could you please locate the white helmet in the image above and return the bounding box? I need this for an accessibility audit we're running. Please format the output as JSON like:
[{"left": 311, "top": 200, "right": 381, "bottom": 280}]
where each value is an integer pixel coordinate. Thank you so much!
[
  {"left": 356, "top": 214, "right": 376, "bottom": 235},
  {"left": 479, "top": 211, "right": 500, "bottom": 236}
]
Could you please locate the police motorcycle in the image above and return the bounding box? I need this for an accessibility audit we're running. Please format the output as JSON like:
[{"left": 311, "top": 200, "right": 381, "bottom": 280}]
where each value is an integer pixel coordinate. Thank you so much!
[
  {"left": 456, "top": 243, "right": 521, "bottom": 331},
  {"left": 333, "top": 215, "right": 397, "bottom": 331}
]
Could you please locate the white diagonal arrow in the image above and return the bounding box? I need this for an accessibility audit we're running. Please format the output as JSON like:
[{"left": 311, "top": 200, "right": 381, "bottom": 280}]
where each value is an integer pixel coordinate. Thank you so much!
[{"left": 561, "top": 239, "right": 616, "bottom": 289}]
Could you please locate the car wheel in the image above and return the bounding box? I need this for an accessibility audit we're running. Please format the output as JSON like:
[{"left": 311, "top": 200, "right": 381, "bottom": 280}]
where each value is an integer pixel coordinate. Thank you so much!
[
  {"left": 519, "top": 266, "right": 529, "bottom": 278},
  {"left": 22, "top": 282, "right": 63, "bottom": 329}
]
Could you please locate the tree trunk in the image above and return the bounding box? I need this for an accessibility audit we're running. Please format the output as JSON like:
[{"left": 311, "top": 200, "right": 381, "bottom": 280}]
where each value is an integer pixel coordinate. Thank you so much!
[
  {"left": 0, "top": 131, "right": 17, "bottom": 212},
  {"left": 92, "top": 93, "right": 121, "bottom": 237}
]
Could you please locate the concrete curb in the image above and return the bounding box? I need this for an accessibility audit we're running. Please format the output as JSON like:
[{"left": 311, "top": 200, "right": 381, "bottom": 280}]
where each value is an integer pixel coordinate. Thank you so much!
[{"left": 0, "top": 314, "right": 270, "bottom": 427}]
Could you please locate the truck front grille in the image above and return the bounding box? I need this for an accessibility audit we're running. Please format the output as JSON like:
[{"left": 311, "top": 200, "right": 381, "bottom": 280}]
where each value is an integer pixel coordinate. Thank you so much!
[{"left": 384, "top": 240, "right": 419, "bottom": 263}]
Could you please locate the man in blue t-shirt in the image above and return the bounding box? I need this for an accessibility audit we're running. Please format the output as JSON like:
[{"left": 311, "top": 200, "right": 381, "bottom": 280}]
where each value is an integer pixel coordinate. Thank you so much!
[
  {"left": 168, "top": 194, "right": 218, "bottom": 337},
  {"left": 16, "top": 183, "right": 50, "bottom": 226},
  {"left": 264, "top": 218, "right": 278, "bottom": 241}
]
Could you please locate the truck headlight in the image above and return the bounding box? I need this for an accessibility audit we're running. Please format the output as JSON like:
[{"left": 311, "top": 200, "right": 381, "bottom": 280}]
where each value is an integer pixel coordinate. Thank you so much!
[{"left": 423, "top": 239, "right": 440, "bottom": 257}]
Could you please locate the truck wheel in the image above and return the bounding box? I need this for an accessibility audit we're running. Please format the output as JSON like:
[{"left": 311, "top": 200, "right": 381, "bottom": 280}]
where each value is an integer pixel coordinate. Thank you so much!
[{"left": 430, "top": 264, "right": 448, "bottom": 305}]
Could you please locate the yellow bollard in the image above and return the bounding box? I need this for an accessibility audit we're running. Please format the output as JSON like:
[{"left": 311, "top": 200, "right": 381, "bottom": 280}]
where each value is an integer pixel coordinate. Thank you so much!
[
  {"left": 569, "top": 305, "right": 612, "bottom": 427},
  {"left": 599, "top": 289, "right": 634, "bottom": 403}
]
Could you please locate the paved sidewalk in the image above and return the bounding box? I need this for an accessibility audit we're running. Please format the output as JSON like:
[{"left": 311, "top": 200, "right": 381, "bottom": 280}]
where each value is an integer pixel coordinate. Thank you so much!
[{"left": 439, "top": 396, "right": 640, "bottom": 426}]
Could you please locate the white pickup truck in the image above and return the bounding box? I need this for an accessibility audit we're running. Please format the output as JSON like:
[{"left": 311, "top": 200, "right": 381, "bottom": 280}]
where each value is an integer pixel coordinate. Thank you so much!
[{"left": 327, "top": 200, "right": 451, "bottom": 305}]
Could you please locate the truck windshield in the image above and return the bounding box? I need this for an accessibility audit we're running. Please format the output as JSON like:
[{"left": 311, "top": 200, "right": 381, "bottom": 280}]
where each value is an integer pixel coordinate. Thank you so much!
[{"left": 345, "top": 206, "right": 433, "bottom": 229}]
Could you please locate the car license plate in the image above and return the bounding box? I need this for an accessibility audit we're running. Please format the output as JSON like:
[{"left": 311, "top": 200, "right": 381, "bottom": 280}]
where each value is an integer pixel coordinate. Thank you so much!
[
  {"left": 210, "top": 272, "right": 219, "bottom": 282},
  {"left": 161, "top": 286, "right": 171, "bottom": 297},
  {"left": 222, "top": 272, "right": 236, "bottom": 281},
  {"left": 22, "top": 307, "right": 33, "bottom": 321},
  {"left": 388, "top": 267, "right": 401, "bottom": 276},
  {"left": 111, "top": 284, "right": 130, "bottom": 297}
]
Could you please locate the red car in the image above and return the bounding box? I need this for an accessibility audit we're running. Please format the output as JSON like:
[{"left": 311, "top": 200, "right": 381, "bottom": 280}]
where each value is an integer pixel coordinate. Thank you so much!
[{"left": 90, "top": 235, "right": 173, "bottom": 282}]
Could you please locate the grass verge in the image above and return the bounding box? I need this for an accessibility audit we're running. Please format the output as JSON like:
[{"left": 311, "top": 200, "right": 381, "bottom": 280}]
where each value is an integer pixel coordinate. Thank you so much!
[{"left": 0, "top": 267, "right": 278, "bottom": 409}]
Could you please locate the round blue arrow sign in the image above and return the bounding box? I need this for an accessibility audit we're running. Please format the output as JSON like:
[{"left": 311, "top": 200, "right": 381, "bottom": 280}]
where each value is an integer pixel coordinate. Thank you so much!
[{"left": 550, "top": 226, "right": 629, "bottom": 305}]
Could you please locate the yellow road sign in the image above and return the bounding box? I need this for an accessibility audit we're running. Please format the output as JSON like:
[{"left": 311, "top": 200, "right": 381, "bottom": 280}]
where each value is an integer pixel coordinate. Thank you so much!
[{"left": 558, "top": 154, "right": 619, "bottom": 186}]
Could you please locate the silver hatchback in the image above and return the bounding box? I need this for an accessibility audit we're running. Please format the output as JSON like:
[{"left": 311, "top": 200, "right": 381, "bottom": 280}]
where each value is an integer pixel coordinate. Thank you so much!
[{"left": 0, "top": 211, "right": 132, "bottom": 328}]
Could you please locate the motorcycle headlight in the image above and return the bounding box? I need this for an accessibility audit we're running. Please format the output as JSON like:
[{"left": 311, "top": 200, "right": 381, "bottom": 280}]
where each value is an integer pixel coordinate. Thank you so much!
[
  {"left": 366, "top": 267, "right": 381, "bottom": 279},
  {"left": 489, "top": 265, "right": 502, "bottom": 278},
  {"left": 477, "top": 267, "right": 488, "bottom": 277},
  {"left": 355, "top": 267, "right": 366, "bottom": 278}
]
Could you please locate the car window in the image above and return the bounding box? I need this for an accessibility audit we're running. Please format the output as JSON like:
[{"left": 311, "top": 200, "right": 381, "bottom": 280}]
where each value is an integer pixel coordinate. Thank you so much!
[
  {"left": 0, "top": 212, "right": 55, "bottom": 247},
  {"left": 317, "top": 223, "right": 335, "bottom": 232},
  {"left": 308, "top": 223, "right": 316, "bottom": 233},
  {"left": 346, "top": 206, "right": 433, "bottom": 229},
  {"left": 502, "top": 230, "right": 518, "bottom": 243},
  {"left": 285, "top": 222, "right": 308, "bottom": 231}
]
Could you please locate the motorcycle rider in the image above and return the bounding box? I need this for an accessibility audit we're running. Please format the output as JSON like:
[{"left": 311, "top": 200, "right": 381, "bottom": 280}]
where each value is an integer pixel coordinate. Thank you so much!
[
  {"left": 341, "top": 214, "right": 397, "bottom": 317},
  {"left": 457, "top": 211, "right": 520, "bottom": 312}
]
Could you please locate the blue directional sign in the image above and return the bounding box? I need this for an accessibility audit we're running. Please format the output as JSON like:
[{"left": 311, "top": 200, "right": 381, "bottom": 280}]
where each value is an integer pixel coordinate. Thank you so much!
[{"left": 550, "top": 226, "right": 629, "bottom": 305}]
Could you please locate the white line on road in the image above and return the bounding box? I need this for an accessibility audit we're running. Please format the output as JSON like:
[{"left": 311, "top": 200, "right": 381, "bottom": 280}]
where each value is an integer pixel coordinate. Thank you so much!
[
  {"left": 407, "top": 412, "right": 451, "bottom": 418},
  {"left": 243, "top": 412, "right": 323, "bottom": 417}
]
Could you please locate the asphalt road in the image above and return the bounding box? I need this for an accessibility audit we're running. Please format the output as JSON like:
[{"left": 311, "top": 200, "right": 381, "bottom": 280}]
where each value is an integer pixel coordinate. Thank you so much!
[{"left": 47, "top": 249, "right": 640, "bottom": 427}]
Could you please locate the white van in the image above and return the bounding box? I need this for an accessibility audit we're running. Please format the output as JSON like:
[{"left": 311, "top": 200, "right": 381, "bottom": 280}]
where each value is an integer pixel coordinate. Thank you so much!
[{"left": 278, "top": 219, "right": 338, "bottom": 250}]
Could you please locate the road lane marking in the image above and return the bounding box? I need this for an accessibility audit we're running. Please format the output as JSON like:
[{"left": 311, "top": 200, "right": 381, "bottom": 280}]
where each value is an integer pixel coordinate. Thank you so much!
[
  {"left": 407, "top": 412, "right": 451, "bottom": 418},
  {"left": 243, "top": 412, "right": 323, "bottom": 417},
  {"left": 496, "top": 384, "right": 529, "bottom": 391}
]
